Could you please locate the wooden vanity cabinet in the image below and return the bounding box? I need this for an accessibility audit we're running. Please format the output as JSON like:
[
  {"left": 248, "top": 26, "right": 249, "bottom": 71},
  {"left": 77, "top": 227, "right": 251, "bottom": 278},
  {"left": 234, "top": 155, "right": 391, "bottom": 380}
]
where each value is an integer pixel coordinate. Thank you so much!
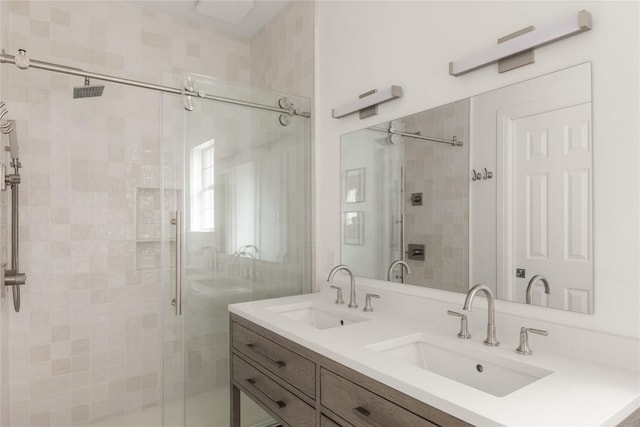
[{"left": 230, "top": 313, "right": 470, "bottom": 427}]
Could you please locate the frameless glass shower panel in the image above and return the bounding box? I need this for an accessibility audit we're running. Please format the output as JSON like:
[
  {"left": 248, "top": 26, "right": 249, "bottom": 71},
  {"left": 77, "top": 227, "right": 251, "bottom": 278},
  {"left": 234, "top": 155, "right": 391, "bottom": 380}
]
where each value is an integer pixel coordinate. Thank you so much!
[{"left": 162, "top": 72, "right": 311, "bottom": 427}]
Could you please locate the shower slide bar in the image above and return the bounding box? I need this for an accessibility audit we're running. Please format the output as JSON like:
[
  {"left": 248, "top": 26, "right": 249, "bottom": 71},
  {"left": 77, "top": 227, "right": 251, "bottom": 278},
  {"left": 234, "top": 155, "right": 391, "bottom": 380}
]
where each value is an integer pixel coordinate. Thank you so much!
[
  {"left": 0, "top": 49, "right": 311, "bottom": 119},
  {"left": 369, "top": 125, "right": 463, "bottom": 147}
]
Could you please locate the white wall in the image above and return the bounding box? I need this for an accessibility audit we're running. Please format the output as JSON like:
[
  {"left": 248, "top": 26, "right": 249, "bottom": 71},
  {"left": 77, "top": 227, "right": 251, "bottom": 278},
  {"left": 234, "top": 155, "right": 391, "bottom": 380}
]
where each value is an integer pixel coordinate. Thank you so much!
[{"left": 316, "top": 1, "right": 639, "bottom": 338}]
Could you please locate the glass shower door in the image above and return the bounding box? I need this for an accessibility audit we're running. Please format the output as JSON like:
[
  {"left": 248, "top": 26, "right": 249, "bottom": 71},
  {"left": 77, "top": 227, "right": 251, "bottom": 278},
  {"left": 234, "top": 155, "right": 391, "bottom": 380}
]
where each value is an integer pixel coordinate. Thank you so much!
[{"left": 162, "top": 72, "right": 312, "bottom": 427}]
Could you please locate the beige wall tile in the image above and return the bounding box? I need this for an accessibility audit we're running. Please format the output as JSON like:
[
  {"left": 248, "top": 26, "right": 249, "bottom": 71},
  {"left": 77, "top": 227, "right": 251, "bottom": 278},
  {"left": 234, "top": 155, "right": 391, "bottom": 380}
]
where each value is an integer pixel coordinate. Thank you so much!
[{"left": 1, "top": 0, "right": 314, "bottom": 423}]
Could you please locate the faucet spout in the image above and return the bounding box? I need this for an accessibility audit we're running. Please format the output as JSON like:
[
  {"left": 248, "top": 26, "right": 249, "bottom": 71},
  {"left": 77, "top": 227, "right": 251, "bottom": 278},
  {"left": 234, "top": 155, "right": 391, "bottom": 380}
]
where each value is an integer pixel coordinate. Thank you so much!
[
  {"left": 327, "top": 265, "right": 357, "bottom": 308},
  {"left": 525, "top": 274, "right": 551, "bottom": 304},
  {"left": 463, "top": 284, "right": 499, "bottom": 347},
  {"left": 386, "top": 260, "right": 411, "bottom": 281}
]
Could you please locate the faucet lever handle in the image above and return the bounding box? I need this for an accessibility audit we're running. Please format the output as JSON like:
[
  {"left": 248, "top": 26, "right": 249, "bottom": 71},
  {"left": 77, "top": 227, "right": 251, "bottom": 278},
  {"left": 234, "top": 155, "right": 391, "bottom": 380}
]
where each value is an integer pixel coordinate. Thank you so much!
[
  {"left": 447, "top": 310, "right": 471, "bottom": 339},
  {"left": 330, "top": 285, "right": 345, "bottom": 305},
  {"left": 363, "top": 293, "right": 380, "bottom": 312},
  {"left": 516, "top": 326, "right": 548, "bottom": 355},
  {"left": 526, "top": 327, "right": 549, "bottom": 336}
]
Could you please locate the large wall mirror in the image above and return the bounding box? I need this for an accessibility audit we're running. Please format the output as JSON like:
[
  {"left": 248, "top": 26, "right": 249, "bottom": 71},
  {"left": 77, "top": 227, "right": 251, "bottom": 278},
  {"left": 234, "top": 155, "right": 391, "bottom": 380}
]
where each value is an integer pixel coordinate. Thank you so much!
[{"left": 340, "top": 63, "right": 593, "bottom": 314}]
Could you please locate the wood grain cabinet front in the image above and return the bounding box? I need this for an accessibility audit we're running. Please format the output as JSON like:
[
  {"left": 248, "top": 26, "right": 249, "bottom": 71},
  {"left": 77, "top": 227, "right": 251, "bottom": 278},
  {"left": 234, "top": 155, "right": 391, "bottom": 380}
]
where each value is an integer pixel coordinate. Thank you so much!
[
  {"left": 232, "top": 354, "right": 315, "bottom": 427},
  {"left": 320, "top": 368, "right": 438, "bottom": 427},
  {"left": 320, "top": 414, "right": 348, "bottom": 427},
  {"left": 232, "top": 321, "right": 316, "bottom": 398}
]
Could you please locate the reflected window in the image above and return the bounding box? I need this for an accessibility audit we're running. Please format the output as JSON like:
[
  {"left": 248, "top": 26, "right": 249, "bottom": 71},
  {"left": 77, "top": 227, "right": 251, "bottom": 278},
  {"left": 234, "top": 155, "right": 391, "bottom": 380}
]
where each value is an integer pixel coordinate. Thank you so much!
[{"left": 191, "top": 139, "right": 215, "bottom": 232}]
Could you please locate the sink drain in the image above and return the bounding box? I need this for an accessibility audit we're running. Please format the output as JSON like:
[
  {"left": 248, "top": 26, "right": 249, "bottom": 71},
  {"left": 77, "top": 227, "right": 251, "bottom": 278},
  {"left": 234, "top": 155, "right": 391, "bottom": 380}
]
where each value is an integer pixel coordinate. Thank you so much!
[{"left": 476, "top": 364, "right": 484, "bottom": 373}]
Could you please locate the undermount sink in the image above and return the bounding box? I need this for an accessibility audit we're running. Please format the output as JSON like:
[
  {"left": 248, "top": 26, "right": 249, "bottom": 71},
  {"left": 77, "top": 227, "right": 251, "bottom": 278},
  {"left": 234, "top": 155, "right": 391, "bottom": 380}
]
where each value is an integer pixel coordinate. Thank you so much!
[
  {"left": 368, "top": 333, "right": 552, "bottom": 397},
  {"left": 268, "top": 301, "right": 369, "bottom": 330}
]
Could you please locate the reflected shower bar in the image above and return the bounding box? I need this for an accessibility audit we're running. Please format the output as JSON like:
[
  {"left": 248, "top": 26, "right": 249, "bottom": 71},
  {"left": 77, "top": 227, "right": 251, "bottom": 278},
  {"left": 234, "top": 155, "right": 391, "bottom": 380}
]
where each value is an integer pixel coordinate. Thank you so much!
[
  {"left": 370, "top": 126, "right": 463, "bottom": 147},
  {"left": 0, "top": 49, "right": 311, "bottom": 118}
]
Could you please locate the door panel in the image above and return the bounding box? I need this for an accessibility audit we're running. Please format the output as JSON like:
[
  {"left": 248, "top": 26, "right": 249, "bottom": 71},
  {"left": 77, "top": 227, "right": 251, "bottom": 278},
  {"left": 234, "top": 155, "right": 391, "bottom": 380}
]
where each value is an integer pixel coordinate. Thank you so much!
[
  {"left": 161, "top": 72, "right": 312, "bottom": 427},
  {"left": 512, "top": 103, "right": 592, "bottom": 312}
]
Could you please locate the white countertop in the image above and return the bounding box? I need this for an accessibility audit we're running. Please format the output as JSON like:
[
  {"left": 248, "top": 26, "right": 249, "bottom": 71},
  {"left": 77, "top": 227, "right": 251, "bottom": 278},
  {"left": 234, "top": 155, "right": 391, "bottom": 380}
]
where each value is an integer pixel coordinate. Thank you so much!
[{"left": 229, "top": 290, "right": 640, "bottom": 426}]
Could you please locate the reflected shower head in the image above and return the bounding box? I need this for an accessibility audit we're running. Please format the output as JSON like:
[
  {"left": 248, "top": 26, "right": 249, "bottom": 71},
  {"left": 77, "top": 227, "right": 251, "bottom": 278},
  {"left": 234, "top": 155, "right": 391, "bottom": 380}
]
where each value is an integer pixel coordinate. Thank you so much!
[{"left": 73, "top": 77, "right": 104, "bottom": 99}]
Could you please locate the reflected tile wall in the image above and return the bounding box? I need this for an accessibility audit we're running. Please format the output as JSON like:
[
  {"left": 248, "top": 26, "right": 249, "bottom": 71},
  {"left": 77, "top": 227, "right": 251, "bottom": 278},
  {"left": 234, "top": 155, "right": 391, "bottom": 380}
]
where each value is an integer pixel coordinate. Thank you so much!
[{"left": 403, "top": 99, "right": 470, "bottom": 293}]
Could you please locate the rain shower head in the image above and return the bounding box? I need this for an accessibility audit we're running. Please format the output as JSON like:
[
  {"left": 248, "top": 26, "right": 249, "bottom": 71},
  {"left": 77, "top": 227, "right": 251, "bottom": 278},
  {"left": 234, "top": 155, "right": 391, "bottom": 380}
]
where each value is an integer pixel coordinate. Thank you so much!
[{"left": 73, "top": 77, "right": 104, "bottom": 99}]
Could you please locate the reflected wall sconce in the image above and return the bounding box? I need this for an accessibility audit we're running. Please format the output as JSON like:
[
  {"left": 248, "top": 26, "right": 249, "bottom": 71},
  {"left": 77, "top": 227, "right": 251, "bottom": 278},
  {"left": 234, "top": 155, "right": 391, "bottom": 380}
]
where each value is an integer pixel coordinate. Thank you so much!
[
  {"left": 332, "top": 85, "right": 403, "bottom": 119},
  {"left": 449, "top": 10, "right": 592, "bottom": 77}
]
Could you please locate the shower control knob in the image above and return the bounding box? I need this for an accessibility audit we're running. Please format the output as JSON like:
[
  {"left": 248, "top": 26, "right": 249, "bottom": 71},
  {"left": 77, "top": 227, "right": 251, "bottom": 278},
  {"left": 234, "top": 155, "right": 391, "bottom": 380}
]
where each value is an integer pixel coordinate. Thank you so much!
[
  {"left": 4, "top": 270, "right": 26, "bottom": 286},
  {"left": 5, "top": 173, "right": 20, "bottom": 186}
]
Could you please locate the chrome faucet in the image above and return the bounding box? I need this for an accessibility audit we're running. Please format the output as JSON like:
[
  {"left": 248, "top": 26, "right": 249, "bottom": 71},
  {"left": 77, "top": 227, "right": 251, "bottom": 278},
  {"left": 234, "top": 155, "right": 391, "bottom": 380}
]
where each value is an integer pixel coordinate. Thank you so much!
[
  {"left": 386, "top": 260, "right": 411, "bottom": 281},
  {"left": 327, "top": 265, "right": 357, "bottom": 308},
  {"left": 463, "top": 284, "right": 499, "bottom": 346},
  {"left": 526, "top": 274, "right": 551, "bottom": 304}
]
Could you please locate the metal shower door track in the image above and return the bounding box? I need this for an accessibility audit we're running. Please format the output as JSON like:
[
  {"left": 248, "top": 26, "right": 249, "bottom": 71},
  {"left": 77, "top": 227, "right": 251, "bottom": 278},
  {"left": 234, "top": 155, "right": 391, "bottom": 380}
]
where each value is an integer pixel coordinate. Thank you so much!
[{"left": 0, "top": 50, "right": 311, "bottom": 118}]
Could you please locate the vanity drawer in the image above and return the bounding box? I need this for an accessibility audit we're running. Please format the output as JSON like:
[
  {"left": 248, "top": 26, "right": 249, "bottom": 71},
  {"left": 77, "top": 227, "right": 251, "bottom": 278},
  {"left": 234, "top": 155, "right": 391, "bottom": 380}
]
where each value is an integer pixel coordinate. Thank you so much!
[
  {"left": 321, "top": 415, "right": 348, "bottom": 427},
  {"left": 321, "top": 368, "right": 438, "bottom": 427},
  {"left": 232, "top": 322, "right": 316, "bottom": 398},
  {"left": 233, "top": 354, "right": 315, "bottom": 427}
]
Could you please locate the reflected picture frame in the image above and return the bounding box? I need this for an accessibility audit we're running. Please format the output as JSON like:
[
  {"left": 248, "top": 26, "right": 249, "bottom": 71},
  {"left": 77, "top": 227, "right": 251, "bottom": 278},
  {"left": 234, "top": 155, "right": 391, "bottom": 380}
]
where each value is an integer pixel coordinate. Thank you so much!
[
  {"left": 343, "top": 211, "right": 364, "bottom": 245},
  {"left": 344, "top": 168, "right": 365, "bottom": 203}
]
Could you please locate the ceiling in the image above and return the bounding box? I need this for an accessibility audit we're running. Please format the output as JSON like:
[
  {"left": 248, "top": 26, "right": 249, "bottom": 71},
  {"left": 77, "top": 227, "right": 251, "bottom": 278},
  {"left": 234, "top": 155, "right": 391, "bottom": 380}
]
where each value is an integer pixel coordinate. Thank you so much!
[{"left": 130, "top": 0, "right": 291, "bottom": 38}]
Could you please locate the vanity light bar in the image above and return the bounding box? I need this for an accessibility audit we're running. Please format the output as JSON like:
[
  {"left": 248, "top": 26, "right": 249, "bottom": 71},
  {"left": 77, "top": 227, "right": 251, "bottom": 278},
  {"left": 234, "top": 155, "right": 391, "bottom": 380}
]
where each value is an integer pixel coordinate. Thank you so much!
[
  {"left": 449, "top": 10, "right": 592, "bottom": 77},
  {"left": 332, "top": 85, "right": 403, "bottom": 119}
]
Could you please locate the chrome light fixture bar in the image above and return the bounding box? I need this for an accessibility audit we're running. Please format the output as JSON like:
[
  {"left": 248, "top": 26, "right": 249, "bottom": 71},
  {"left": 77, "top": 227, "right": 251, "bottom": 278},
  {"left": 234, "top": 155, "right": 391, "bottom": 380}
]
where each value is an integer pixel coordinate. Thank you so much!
[
  {"left": 449, "top": 10, "right": 592, "bottom": 77},
  {"left": 332, "top": 85, "right": 403, "bottom": 119}
]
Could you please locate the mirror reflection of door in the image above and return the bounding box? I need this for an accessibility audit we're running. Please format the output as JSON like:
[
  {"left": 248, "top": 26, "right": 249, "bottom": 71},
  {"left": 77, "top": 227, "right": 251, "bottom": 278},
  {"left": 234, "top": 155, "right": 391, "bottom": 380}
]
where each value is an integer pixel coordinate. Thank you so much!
[{"left": 512, "top": 103, "right": 592, "bottom": 312}]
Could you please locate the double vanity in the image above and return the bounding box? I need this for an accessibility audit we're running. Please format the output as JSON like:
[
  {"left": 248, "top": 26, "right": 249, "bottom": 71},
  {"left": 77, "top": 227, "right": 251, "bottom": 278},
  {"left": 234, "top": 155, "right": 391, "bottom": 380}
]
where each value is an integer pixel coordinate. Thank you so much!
[{"left": 229, "top": 282, "right": 640, "bottom": 426}]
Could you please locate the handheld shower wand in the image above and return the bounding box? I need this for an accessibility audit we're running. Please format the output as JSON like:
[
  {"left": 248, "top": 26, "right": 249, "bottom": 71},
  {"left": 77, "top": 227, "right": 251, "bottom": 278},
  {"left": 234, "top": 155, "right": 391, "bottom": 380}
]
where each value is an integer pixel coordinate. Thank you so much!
[{"left": 1, "top": 104, "right": 26, "bottom": 312}]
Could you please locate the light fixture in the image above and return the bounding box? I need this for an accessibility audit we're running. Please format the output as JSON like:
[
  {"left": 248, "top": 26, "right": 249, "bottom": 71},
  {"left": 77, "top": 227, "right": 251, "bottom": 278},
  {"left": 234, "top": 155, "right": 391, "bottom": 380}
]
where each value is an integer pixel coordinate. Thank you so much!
[
  {"left": 331, "top": 85, "right": 403, "bottom": 119},
  {"left": 449, "top": 10, "right": 592, "bottom": 77}
]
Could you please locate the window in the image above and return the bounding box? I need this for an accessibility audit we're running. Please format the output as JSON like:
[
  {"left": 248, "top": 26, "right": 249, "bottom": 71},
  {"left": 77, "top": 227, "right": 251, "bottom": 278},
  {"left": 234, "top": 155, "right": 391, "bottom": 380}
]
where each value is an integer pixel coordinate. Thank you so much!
[{"left": 190, "top": 139, "right": 215, "bottom": 232}]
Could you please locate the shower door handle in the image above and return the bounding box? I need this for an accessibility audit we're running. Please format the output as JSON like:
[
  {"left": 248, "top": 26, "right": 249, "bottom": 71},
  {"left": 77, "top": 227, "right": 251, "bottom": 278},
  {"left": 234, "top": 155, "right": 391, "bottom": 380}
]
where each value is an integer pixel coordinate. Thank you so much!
[{"left": 172, "top": 211, "right": 182, "bottom": 316}]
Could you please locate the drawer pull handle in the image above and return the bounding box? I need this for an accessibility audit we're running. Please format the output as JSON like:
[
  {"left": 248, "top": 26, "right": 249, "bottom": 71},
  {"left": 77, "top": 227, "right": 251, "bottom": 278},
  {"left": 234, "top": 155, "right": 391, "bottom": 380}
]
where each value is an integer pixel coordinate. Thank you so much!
[
  {"left": 246, "top": 378, "right": 287, "bottom": 410},
  {"left": 246, "top": 343, "right": 287, "bottom": 368},
  {"left": 353, "top": 406, "right": 386, "bottom": 427}
]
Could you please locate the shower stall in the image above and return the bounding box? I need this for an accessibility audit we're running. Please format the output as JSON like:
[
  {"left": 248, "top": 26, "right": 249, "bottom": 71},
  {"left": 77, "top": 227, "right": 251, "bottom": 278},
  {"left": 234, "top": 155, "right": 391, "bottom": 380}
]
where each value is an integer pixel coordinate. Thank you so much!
[
  {"left": 0, "top": 48, "right": 311, "bottom": 427},
  {"left": 160, "top": 73, "right": 312, "bottom": 426}
]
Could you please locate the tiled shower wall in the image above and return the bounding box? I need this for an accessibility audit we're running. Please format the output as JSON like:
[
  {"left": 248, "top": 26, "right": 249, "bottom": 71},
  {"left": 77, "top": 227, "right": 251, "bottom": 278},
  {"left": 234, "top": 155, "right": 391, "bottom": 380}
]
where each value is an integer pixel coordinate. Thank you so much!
[
  {"left": 403, "top": 99, "right": 470, "bottom": 293},
  {"left": 1, "top": 1, "right": 254, "bottom": 425},
  {"left": 249, "top": 0, "right": 315, "bottom": 293},
  {"left": 0, "top": 3, "right": 11, "bottom": 426},
  {"left": 250, "top": 0, "right": 315, "bottom": 99}
]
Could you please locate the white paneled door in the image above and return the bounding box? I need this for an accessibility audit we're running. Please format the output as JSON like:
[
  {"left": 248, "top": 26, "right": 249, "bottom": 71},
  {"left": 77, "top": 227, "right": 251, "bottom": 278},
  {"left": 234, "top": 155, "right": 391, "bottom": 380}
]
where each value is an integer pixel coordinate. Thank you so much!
[{"left": 511, "top": 103, "right": 592, "bottom": 312}]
